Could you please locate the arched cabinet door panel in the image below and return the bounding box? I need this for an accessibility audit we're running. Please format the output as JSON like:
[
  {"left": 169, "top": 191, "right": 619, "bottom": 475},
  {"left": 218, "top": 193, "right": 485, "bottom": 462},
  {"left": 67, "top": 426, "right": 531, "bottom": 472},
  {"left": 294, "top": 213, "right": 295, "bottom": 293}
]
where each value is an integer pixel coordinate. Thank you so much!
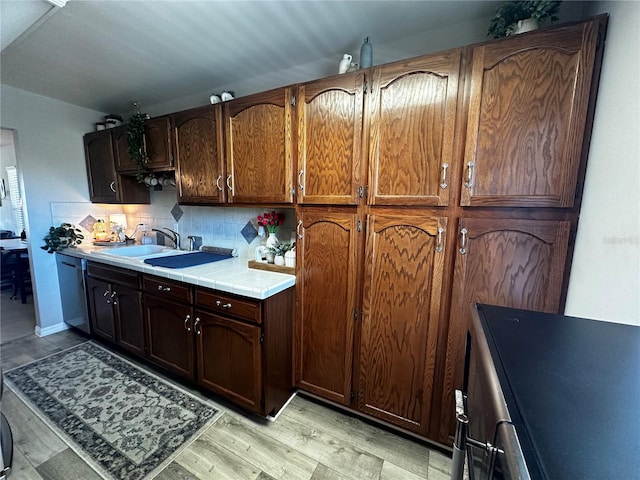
[{"left": 461, "top": 20, "right": 601, "bottom": 207}]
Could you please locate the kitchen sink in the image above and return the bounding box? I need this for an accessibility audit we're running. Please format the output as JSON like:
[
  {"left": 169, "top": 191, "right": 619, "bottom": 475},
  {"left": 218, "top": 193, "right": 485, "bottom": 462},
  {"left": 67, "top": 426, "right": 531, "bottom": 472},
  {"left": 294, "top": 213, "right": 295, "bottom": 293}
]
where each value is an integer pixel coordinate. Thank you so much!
[{"left": 90, "top": 244, "right": 187, "bottom": 261}]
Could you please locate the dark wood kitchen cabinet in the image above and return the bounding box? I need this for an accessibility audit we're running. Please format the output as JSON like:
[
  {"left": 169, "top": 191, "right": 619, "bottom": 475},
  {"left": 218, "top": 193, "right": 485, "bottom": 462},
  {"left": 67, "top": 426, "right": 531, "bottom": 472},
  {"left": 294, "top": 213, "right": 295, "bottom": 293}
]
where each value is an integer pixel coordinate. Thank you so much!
[
  {"left": 86, "top": 262, "right": 145, "bottom": 357},
  {"left": 173, "top": 105, "right": 225, "bottom": 204},
  {"left": 460, "top": 20, "right": 601, "bottom": 208},
  {"left": 437, "top": 218, "right": 572, "bottom": 441},
  {"left": 296, "top": 71, "right": 364, "bottom": 205},
  {"left": 224, "top": 87, "right": 294, "bottom": 204},
  {"left": 113, "top": 116, "right": 173, "bottom": 173},
  {"left": 367, "top": 50, "right": 461, "bottom": 207},
  {"left": 195, "top": 286, "right": 294, "bottom": 417},
  {"left": 143, "top": 275, "right": 195, "bottom": 381},
  {"left": 294, "top": 209, "right": 360, "bottom": 405},
  {"left": 84, "top": 130, "right": 149, "bottom": 204},
  {"left": 358, "top": 213, "right": 447, "bottom": 434}
]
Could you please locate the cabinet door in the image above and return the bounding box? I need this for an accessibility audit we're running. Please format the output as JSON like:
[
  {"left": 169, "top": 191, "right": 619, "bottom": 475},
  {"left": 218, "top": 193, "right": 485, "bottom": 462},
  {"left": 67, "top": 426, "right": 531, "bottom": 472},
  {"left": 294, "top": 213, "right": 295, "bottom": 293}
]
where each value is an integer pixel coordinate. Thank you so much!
[
  {"left": 437, "top": 218, "right": 571, "bottom": 443},
  {"left": 84, "top": 131, "right": 118, "bottom": 203},
  {"left": 196, "top": 310, "right": 263, "bottom": 414},
  {"left": 144, "top": 294, "right": 195, "bottom": 381},
  {"left": 297, "top": 72, "right": 364, "bottom": 204},
  {"left": 358, "top": 214, "right": 447, "bottom": 434},
  {"left": 113, "top": 125, "right": 135, "bottom": 173},
  {"left": 359, "top": 213, "right": 447, "bottom": 434},
  {"left": 368, "top": 50, "right": 461, "bottom": 206},
  {"left": 113, "top": 285, "right": 145, "bottom": 357},
  {"left": 86, "top": 276, "right": 116, "bottom": 342},
  {"left": 174, "top": 105, "right": 225, "bottom": 203},
  {"left": 224, "top": 87, "right": 293, "bottom": 203},
  {"left": 144, "top": 115, "right": 173, "bottom": 170},
  {"left": 461, "top": 20, "right": 600, "bottom": 207},
  {"left": 295, "top": 210, "right": 359, "bottom": 405}
]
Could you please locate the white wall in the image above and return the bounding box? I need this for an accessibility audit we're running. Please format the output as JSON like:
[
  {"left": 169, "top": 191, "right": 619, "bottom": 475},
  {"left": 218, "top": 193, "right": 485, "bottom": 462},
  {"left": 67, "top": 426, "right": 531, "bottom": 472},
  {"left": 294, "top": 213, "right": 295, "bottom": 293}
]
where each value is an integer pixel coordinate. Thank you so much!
[
  {"left": 0, "top": 85, "right": 105, "bottom": 335},
  {"left": 565, "top": 1, "right": 640, "bottom": 325}
]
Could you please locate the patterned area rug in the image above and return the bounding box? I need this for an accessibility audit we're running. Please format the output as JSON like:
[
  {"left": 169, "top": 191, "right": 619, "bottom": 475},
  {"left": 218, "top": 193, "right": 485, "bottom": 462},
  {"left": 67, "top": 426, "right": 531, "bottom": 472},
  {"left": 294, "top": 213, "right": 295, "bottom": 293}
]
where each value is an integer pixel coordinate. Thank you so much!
[{"left": 5, "top": 341, "right": 221, "bottom": 479}]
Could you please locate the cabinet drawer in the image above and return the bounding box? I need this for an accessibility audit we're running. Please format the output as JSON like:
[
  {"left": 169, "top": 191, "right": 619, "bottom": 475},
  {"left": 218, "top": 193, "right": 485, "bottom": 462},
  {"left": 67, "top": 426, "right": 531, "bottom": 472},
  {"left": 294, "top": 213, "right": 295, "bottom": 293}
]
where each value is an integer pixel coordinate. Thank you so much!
[
  {"left": 87, "top": 262, "right": 140, "bottom": 288},
  {"left": 143, "top": 275, "right": 192, "bottom": 303},
  {"left": 196, "top": 288, "right": 261, "bottom": 324}
]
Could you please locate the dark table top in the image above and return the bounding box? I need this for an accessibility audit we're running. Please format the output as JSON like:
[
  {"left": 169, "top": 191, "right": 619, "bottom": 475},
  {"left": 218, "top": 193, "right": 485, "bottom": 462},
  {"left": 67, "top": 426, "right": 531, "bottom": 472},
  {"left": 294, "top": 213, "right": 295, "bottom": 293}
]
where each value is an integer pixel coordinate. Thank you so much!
[{"left": 476, "top": 304, "right": 640, "bottom": 480}]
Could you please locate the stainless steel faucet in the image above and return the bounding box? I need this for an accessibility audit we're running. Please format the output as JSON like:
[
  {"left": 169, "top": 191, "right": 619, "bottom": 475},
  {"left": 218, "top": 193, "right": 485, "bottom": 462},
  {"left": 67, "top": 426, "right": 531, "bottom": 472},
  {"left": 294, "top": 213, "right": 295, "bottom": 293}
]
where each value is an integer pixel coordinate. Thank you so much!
[{"left": 152, "top": 228, "right": 181, "bottom": 250}]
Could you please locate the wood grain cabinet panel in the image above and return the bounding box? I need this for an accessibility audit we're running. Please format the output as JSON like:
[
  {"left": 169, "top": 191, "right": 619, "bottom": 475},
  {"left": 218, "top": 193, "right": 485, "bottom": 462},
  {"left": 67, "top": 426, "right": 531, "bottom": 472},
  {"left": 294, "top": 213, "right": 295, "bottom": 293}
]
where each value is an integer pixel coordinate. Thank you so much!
[
  {"left": 437, "top": 218, "right": 571, "bottom": 441},
  {"left": 144, "top": 294, "right": 195, "bottom": 382},
  {"left": 224, "top": 87, "right": 294, "bottom": 204},
  {"left": 112, "top": 125, "right": 135, "bottom": 173},
  {"left": 113, "top": 287, "right": 145, "bottom": 357},
  {"left": 359, "top": 213, "right": 447, "bottom": 434},
  {"left": 297, "top": 72, "right": 364, "bottom": 204},
  {"left": 84, "top": 130, "right": 120, "bottom": 203},
  {"left": 461, "top": 21, "right": 600, "bottom": 207},
  {"left": 86, "top": 276, "right": 117, "bottom": 342},
  {"left": 143, "top": 115, "right": 173, "bottom": 170},
  {"left": 173, "top": 105, "right": 225, "bottom": 204},
  {"left": 367, "top": 50, "right": 461, "bottom": 206},
  {"left": 196, "top": 310, "right": 263, "bottom": 413},
  {"left": 294, "top": 210, "right": 359, "bottom": 405}
]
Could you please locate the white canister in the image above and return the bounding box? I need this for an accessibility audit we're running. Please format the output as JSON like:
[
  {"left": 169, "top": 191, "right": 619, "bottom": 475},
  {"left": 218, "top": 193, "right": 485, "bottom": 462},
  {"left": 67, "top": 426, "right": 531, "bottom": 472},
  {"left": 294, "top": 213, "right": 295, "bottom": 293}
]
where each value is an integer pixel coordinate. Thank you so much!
[
  {"left": 284, "top": 249, "right": 296, "bottom": 268},
  {"left": 274, "top": 255, "right": 285, "bottom": 266}
]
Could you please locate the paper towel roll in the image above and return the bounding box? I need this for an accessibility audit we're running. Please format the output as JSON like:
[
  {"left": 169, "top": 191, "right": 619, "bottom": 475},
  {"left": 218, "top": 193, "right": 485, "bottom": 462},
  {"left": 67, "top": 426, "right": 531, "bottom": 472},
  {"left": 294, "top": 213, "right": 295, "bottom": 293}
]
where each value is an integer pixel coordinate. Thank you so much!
[{"left": 200, "top": 245, "right": 238, "bottom": 257}]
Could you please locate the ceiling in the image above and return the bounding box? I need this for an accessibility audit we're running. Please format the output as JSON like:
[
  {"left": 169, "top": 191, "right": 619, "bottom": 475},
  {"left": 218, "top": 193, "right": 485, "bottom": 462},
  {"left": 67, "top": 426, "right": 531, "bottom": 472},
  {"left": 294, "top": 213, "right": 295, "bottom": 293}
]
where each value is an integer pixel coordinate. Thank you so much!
[{"left": 1, "top": 0, "right": 501, "bottom": 114}]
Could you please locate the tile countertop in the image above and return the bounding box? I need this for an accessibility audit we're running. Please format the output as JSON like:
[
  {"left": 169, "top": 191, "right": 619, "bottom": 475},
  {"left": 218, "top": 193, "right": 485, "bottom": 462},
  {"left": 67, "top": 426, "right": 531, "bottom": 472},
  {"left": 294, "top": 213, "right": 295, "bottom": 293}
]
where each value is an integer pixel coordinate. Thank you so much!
[{"left": 58, "top": 244, "right": 295, "bottom": 300}]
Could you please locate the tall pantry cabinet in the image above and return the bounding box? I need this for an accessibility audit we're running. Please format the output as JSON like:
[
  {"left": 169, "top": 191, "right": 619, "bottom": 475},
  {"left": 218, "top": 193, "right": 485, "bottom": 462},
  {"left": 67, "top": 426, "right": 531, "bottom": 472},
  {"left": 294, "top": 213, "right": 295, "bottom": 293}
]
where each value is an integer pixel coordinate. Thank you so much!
[{"left": 293, "top": 16, "right": 607, "bottom": 445}]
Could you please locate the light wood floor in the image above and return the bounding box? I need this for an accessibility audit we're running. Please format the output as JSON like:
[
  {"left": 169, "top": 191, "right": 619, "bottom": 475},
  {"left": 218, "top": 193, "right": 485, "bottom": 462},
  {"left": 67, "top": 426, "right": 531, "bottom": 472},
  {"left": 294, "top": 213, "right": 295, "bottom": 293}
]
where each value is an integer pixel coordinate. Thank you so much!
[{"left": 0, "top": 294, "right": 452, "bottom": 480}]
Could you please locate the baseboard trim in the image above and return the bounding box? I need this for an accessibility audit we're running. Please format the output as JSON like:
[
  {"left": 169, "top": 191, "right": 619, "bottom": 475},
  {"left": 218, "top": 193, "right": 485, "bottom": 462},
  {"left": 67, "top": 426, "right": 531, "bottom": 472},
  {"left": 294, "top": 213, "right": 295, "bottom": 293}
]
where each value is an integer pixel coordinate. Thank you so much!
[{"left": 35, "top": 322, "right": 70, "bottom": 337}]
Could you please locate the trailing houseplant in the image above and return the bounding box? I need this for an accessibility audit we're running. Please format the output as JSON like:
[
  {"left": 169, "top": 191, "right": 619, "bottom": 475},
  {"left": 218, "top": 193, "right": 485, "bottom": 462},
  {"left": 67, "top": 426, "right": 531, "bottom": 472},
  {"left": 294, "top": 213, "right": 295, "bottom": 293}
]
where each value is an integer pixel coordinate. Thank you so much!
[
  {"left": 488, "top": 1, "right": 561, "bottom": 38},
  {"left": 127, "top": 111, "right": 150, "bottom": 183},
  {"left": 42, "top": 223, "right": 84, "bottom": 253}
]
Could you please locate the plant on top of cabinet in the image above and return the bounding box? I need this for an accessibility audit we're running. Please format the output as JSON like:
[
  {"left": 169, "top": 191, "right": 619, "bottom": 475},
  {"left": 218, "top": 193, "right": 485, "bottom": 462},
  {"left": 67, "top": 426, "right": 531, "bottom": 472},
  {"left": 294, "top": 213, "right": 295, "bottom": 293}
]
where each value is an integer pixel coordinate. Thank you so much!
[
  {"left": 488, "top": 0, "right": 561, "bottom": 38},
  {"left": 127, "top": 111, "right": 150, "bottom": 183}
]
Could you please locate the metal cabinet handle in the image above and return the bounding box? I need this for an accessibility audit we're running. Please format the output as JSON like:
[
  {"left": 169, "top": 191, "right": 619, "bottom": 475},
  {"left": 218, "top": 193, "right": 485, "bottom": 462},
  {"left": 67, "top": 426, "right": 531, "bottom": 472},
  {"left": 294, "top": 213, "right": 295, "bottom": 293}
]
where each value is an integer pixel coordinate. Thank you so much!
[
  {"left": 157, "top": 285, "right": 171, "bottom": 292},
  {"left": 215, "top": 300, "right": 232, "bottom": 309},
  {"left": 296, "top": 220, "right": 303, "bottom": 240},
  {"left": 459, "top": 228, "right": 468, "bottom": 255},
  {"left": 216, "top": 175, "right": 223, "bottom": 192},
  {"left": 110, "top": 291, "right": 117, "bottom": 305},
  {"left": 436, "top": 227, "right": 444, "bottom": 253},
  {"left": 298, "top": 169, "right": 305, "bottom": 191},
  {"left": 440, "top": 163, "right": 449, "bottom": 189},
  {"left": 464, "top": 162, "right": 475, "bottom": 189},
  {"left": 226, "top": 174, "right": 233, "bottom": 193},
  {"left": 194, "top": 317, "right": 201, "bottom": 336},
  {"left": 109, "top": 181, "right": 116, "bottom": 193},
  {"left": 184, "top": 314, "right": 191, "bottom": 332}
]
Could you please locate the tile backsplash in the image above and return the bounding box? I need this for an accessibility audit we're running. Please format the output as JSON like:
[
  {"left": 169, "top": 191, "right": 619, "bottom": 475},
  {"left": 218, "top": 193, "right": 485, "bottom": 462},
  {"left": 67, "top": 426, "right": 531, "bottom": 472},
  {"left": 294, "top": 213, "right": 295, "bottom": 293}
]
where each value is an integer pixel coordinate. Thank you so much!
[{"left": 51, "top": 188, "right": 296, "bottom": 259}]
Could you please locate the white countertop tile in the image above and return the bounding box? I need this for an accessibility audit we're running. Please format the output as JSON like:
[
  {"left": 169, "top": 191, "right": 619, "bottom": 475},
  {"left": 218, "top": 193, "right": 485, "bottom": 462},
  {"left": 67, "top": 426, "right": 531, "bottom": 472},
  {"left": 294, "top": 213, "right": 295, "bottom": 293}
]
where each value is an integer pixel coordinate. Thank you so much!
[{"left": 58, "top": 244, "right": 295, "bottom": 300}]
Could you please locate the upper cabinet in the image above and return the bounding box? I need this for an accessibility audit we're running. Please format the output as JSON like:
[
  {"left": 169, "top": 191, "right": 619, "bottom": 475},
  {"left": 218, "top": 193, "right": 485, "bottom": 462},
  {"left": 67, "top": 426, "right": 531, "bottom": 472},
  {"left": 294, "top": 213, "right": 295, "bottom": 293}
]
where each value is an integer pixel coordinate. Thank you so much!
[
  {"left": 367, "top": 50, "right": 462, "bottom": 207},
  {"left": 224, "top": 87, "right": 294, "bottom": 204},
  {"left": 84, "top": 130, "right": 149, "bottom": 204},
  {"left": 461, "top": 20, "right": 601, "bottom": 207},
  {"left": 114, "top": 116, "right": 173, "bottom": 174},
  {"left": 296, "top": 71, "right": 364, "bottom": 205},
  {"left": 173, "top": 105, "right": 225, "bottom": 204}
]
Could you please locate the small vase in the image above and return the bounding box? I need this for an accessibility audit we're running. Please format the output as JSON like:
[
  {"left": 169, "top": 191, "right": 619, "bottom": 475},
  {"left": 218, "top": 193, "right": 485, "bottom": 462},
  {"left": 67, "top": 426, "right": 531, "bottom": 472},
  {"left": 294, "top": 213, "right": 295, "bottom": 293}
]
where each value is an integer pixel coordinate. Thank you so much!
[
  {"left": 338, "top": 54, "right": 353, "bottom": 74},
  {"left": 265, "top": 232, "right": 278, "bottom": 249},
  {"left": 274, "top": 255, "right": 285, "bottom": 266},
  {"left": 360, "top": 37, "right": 372, "bottom": 69}
]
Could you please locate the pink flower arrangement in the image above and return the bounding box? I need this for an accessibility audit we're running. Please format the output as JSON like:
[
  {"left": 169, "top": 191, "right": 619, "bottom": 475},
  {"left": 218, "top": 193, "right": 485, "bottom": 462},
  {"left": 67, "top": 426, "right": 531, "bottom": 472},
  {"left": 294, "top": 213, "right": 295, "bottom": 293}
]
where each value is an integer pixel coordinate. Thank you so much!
[{"left": 257, "top": 211, "right": 284, "bottom": 234}]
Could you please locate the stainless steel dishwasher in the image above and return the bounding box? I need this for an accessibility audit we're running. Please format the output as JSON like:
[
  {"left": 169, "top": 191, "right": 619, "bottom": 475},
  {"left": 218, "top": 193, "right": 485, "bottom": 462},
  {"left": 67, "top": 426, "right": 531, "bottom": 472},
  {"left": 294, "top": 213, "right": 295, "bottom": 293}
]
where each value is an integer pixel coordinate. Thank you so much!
[{"left": 56, "top": 253, "right": 91, "bottom": 334}]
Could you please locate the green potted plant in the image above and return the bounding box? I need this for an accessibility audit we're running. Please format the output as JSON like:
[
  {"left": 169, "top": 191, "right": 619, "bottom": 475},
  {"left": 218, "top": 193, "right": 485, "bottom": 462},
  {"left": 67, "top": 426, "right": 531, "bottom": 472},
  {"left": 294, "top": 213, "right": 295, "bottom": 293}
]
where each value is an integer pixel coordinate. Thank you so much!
[
  {"left": 127, "top": 111, "right": 150, "bottom": 184},
  {"left": 41, "top": 223, "right": 84, "bottom": 253},
  {"left": 488, "top": 1, "right": 561, "bottom": 38}
]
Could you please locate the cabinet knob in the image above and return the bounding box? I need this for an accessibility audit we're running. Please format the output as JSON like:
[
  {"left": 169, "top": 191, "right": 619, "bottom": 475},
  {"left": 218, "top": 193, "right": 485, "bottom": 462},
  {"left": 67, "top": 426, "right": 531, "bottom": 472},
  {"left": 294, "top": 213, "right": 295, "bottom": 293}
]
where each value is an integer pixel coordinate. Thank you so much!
[
  {"left": 436, "top": 227, "right": 444, "bottom": 253},
  {"left": 215, "top": 300, "right": 232, "bottom": 309},
  {"left": 297, "top": 220, "right": 303, "bottom": 240},
  {"left": 157, "top": 285, "right": 171, "bottom": 292},
  {"left": 440, "top": 163, "right": 449, "bottom": 190},
  {"left": 216, "top": 175, "right": 223, "bottom": 192},
  {"left": 109, "top": 181, "right": 117, "bottom": 193},
  {"left": 226, "top": 174, "right": 233, "bottom": 193},
  {"left": 184, "top": 314, "right": 192, "bottom": 332},
  {"left": 464, "top": 162, "right": 475, "bottom": 189},
  {"left": 194, "top": 317, "right": 201, "bottom": 335},
  {"left": 298, "top": 169, "right": 305, "bottom": 191},
  {"left": 459, "top": 228, "right": 468, "bottom": 255}
]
